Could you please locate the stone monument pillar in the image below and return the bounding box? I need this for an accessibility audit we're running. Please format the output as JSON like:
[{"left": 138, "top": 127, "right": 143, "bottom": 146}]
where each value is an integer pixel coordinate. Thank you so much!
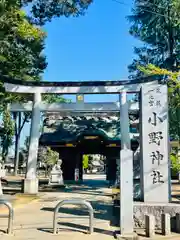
[
  {"left": 140, "top": 83, "right": 170, "bottom": 203},
  {"left": 24, "top": 91, "right": 41, "bottom": 194}
]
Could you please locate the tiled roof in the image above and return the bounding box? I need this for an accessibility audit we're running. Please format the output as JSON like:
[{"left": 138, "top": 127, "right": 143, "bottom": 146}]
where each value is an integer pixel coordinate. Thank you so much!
[{"left": 40, "top": 113, "right": 139, "bottom": 145}]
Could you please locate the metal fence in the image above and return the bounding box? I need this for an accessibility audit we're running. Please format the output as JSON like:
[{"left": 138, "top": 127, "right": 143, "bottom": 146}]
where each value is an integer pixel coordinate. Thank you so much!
[
  {"left": 0, "top": 200, "right": 14, "bottom": 234},
  {"left": 53, "top": 199, "right": 94, "bottom": 234}
]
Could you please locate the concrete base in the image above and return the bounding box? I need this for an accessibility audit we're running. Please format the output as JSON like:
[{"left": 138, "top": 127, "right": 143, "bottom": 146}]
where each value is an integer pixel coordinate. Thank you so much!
[
  {"left": 23, "top": 178, "right": 39, "bottom": 194},
  {"left": 115, "top": 232, "right": 138, "bottom": 240},
  {"left": 113, "top": 202, "right": 180, "bottom": 232},
  {"left": 134, "top": 202, "right": 180, "bottom": 231}
]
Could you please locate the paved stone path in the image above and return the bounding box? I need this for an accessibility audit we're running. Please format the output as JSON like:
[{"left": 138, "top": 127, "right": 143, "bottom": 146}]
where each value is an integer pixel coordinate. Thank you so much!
[
  {"left": 0, "top": 175, "right": 118, "bottom": 240},
  {"left": 0, "top": 175, "right": 180, "bottom": 240}
]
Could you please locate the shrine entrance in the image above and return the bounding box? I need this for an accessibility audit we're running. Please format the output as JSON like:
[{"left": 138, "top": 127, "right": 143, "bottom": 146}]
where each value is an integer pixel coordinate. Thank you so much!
[
  {"left": 39, "top": 112, "right": 139, "bottom": 184},
  {"left": 3, "top": 75, "right": 170, "bottom": 237},
  {"left": 76, "top": 135, "right": 107, "bottom": 181}
]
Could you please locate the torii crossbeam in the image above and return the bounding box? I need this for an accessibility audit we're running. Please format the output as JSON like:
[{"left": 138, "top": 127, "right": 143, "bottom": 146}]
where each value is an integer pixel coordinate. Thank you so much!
[{"left": 3, "top": 75, "right": 169, "bottom": 238}]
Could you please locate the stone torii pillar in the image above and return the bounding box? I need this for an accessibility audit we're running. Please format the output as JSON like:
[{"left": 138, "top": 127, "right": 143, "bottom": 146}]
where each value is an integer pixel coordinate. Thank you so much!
[
  {"left": 119, "top": 91, "right": 134, "bottom": 237},
  {"left": 8, "top": 99, "right": 138, "bottom": 194},
  {"left": 24, "top": 91, "right": 41, "bottom": 194},
  {"left": 3, "top": 77, "right": 160, "bottom": 200}
]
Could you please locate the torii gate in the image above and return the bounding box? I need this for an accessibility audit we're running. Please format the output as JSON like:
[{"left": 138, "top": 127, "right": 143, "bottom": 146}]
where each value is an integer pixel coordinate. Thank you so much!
[{"left": 3, "top": 75, "right": 170, "bottom": 237}]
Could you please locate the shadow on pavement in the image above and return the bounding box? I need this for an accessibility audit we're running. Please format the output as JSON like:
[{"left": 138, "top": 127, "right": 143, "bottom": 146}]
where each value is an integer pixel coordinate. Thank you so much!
[
  {"left": 37, "top": 222, "right": 114, "bottom": 236},
  {"left": 37, "top": 226, "right": 87, "bottom": 234},
  {"left": 41, "top": 199, "right": 113, "bottom": 222}
]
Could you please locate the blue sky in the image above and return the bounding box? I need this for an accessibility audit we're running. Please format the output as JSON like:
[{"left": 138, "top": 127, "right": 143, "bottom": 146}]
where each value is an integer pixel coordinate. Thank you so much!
[
  {"left": 43, "top": 0, "right": 141, "bottom": 102},
  {"left": 11, "top": 0, "right": 143, "bottom": 153}
]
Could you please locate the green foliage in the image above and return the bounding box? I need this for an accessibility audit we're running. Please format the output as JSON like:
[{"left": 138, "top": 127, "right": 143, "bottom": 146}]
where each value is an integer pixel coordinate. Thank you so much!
[
  {"left": 1, "top": 105, "right": 14, "bottom": 161},
  {"left": 0, "top": 0, "right": 93, "bottom": 26},
  {"left": 0, "top": 0, "right": 47, "bottom": 157},
  {"left": 128, "top": 47, "right": 159, "bottom": 79},
  {"left": 128, "top": 0, "right": 180, "bottom": 76},
  {"left": 24, "top": 0, "right": 93, "bottom": 25},
  {"left": 128, "top": 0, "right": 180, "bottom": 139},
  {"left": 138, "top": 64, "right": 180, "bottom": 140},
  {"left": 173, "top": 0, "right": 180, "bottom": 25},
  {"left": 171, "top": 153, "right": 180, "bottom": 173},
  {"left": 83, "top": 155, "right": 89, "bottom": 169},
  {"left": 138, "top": 64, "right": 180, "bottom": 88},
  {"left": 38, "top": 146, "right": 59, "bottom": 167},
  {"left": 45, "top": 147, "right": 59, "bottom": 167},
  {"left": 42, "top": 94, "right": 71, "bottom": 104},
  {"left": 0, "top": 3, "right": 47, "bottom": 83},
  {"left": 0, "top": 0, "right": 92, "bottom": 160}
]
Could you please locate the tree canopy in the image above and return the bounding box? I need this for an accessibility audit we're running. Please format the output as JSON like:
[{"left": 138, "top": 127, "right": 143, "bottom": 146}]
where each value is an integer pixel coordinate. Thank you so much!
[
  {"left": 0, "top": 2, "right": 47, "bottom": 82},
  {"left": 38, "top": 146, "right": 59, "bottom": 169},
  {"left": 0, "top": 1, "right": 47, "bottom": 106},
  {"left": 30, "top": 0, "right": 92, "bottom": 25},
  {"left": 0, "top": 0, "right": 74, "bottom": 164},
  {"left": 128, "top": 0, "right": 180, "bottom": 140},
  {"left": 5, "top": 0, "right": 93, "bottom": 26},
  {"left": 128, "top": 0, "right": 180, "bottom": 78},
  {"left": 0, "top": 1, "right": 47, "bottom": 161}
]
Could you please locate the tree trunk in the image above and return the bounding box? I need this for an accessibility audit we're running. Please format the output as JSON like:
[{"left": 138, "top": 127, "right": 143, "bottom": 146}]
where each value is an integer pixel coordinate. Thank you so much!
[
  {"left": 14, "top": 113, "right": 21, "bottom": 176},
  {"left": 2, "top": 146, "right": 8, "bottom": 164},
  {"left": 45, "top": 166, "right": 48, "bottom": 178}
]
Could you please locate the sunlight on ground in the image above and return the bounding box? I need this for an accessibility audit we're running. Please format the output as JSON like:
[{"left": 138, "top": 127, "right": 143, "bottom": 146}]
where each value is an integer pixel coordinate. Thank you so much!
[{"left": 0, "top": 194, "right": 39, "bottom": 213}]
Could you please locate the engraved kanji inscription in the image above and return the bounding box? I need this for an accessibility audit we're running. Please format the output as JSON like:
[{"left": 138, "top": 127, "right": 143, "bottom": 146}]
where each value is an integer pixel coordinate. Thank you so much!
[
  {"left": 149, "top": 95, "right": 155, "bottom": 107},
  {"left": 148, "top": 112, "right": 164, "bottom": 126},
  {"left": 156, "top": 87, "right": 161, "bottom": 93},
  {"left": 150, "top": 151, "right": 164, "bottom": 165},
  {"left": 148, "top": 87, "right": 161, "bottom": 94},
  {"left": 151, "top": 170, "right": 164, "bottom": 184},
  {"left": 148, "top": 131, "right": 163, "bottom": 145},
  {"left": 156, "top": 100, "right": 161, "bottom": 107},
  {"left": 148, "top": 97, "right": 161, "bottom": 107},
  {"left": 148, "top": 112, "right": 157, "bottom": 126}
]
